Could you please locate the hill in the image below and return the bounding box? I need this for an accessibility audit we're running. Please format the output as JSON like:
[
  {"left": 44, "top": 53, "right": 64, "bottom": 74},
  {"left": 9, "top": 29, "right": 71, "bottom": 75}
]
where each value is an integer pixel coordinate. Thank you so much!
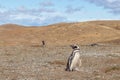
[{"left": 0, "top": 20, "right": 120, "bottom": 46}]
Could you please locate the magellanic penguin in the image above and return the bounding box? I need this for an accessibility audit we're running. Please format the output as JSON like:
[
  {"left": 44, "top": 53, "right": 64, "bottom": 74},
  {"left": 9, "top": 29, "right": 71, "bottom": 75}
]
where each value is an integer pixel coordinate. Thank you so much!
[{"left": 66, "top": 44, "right": 82, "bottom": 71}]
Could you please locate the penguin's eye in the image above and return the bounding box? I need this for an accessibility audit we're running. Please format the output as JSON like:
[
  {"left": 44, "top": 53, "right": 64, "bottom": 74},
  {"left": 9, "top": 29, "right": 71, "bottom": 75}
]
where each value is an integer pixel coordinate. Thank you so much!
[{"left": 74, "top": 46, "right": 77, "bottom": 49}]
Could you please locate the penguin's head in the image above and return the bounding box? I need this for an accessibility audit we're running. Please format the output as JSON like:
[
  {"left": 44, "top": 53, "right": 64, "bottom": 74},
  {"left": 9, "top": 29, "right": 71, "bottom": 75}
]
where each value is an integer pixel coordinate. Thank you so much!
[{"left": 70, "top": 44, "right": 80, "bottom": 50}]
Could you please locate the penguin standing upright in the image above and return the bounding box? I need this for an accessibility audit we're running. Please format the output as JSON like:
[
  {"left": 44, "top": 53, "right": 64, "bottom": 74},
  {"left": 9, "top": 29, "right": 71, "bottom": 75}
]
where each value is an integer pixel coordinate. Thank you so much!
[{"left": 66, "top": 44, "right": 82, "bottom": 71}]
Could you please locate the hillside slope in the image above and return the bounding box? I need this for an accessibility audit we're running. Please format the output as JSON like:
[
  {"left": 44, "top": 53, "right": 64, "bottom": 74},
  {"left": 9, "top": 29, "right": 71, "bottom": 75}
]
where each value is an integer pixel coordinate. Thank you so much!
[{"left": 0, "top": 21, "right": 120, "bottom": 46}]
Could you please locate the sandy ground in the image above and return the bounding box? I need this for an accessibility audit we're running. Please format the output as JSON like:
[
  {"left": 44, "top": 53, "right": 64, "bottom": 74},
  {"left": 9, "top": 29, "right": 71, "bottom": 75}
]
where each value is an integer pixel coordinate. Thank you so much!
[{"left": 0, "top": 44, "right": 120, "bottom": 80}]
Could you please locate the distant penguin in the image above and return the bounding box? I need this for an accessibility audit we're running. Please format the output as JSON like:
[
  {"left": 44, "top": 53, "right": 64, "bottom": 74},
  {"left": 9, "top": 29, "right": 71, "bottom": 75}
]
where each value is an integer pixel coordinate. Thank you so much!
[
  {"left": 42, "top": 40, "right": 45, "bottom": 47},
  {"left": 66, "top": 44, "right": 82, "bottom": 71}
]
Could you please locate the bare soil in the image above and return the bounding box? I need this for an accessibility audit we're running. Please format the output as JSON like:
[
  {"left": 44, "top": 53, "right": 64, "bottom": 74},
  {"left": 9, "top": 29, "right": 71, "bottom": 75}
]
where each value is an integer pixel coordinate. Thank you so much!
[{"left": 0, "top": 44, "right": 120, "bottom": 80}]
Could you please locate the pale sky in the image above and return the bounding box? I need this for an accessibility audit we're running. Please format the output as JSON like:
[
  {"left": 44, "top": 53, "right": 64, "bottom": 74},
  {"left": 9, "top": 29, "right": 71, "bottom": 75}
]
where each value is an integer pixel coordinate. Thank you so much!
[{"left": 0, "top": 0, "right": 120, "bottom": 26}]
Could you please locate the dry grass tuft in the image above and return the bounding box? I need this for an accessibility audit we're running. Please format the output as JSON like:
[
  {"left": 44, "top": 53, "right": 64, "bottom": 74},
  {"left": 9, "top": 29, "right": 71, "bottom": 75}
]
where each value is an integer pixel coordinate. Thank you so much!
[
  {"left": 48, "top": 60, "right": 65, "bottom": 65},
  {"left": 104, "top": 65, "right": 120, "bottom": 73},
  {"left": 107, "top": 54, "right": 120, "bottom": 58}
]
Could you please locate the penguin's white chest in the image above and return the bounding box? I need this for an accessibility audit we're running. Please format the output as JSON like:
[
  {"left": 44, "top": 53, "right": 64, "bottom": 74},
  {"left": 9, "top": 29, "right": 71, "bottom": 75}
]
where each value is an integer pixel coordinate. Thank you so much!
[{"left": 71, "top": 52, "right": 80, "bottom": 67}]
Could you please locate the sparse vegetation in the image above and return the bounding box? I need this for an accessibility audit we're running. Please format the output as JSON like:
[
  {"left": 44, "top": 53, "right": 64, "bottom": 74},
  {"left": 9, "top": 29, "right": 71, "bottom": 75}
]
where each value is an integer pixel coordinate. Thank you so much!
[
  {"left": 107, "top": 54, "right": 120, "bottom": 58},
  {"left": 0, "top": 20, "right": 120, "bottom": 46},
  {"left": 104, "top": 65, "right": 120, "bottom": 73},
  {"left": 0, "top": 45, "right": 120, "bottom": 80},
  {"left": 48, "top": 60, "right": 65, "bottom": 65}
]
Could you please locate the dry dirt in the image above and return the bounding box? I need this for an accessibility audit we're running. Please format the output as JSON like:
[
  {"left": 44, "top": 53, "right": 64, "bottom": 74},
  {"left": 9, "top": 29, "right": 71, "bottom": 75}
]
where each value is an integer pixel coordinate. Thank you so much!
[{"left": 0, "top": 44, "right": 120, "bottom": 80}]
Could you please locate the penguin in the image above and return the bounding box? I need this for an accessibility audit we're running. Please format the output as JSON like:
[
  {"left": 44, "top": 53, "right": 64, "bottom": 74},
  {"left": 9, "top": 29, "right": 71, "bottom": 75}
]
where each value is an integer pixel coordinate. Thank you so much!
[{"left": 66, "top": 44, "right": 82, "bottom": 71}]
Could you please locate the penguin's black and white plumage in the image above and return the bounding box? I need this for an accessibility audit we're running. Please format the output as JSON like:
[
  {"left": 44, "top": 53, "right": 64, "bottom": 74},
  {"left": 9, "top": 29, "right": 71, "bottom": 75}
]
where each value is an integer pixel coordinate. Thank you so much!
[{"left": 66, "top": 44, "right": 82, "bottom": 71}]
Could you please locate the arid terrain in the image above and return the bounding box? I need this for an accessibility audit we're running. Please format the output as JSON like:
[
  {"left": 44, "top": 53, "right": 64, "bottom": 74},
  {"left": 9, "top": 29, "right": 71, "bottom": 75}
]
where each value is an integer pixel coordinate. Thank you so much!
[{"left": 0, "top": 20, "right": 120, "bottom": 80}]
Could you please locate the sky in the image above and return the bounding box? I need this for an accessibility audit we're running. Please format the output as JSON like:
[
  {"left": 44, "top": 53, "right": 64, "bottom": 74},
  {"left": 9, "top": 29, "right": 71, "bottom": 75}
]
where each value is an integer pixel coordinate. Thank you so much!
[{"left": 0, "top": 0, "right": 120, "bottom": 26}]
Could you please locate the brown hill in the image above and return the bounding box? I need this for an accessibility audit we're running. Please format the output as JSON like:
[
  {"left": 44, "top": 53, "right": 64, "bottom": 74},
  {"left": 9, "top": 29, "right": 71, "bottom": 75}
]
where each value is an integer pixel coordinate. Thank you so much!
[
  {"left": 0, "top": 20, "right": 120, "bottom": 46},
  {"left": 87, "top": 20, "right": 120, "bottom": 30},
  {"left": 0, "top": 24, "right": 25, "bottom": 29}
]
